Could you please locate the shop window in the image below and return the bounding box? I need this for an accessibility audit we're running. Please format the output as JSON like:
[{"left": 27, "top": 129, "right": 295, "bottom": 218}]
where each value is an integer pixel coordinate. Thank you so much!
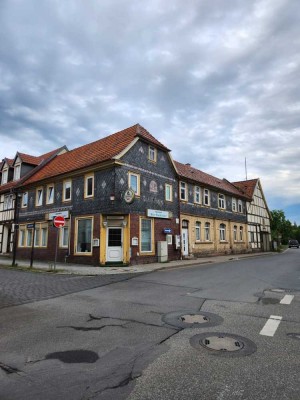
[
  {"left": 140, "top": 218, "right": 153, "bottom": 253},
  {"left": 75, "top": 217, "right": 93, "bottom": 254}
]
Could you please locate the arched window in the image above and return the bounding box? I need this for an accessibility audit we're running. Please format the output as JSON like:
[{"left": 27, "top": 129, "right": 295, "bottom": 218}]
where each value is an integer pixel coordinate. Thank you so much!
[
  {"left": 233, "top": 225, "right": 237, "bottom": 241},
  {"left": 220, "top": 223, "right": 226, "bottom": 241},
  {"left": 195, "top": 221, "right": 201, "bottom": 241},
  {"left": 204, "top": 222, "right": 210, "bottom": 241},
  {"left": 239, "top": 226, "right": 243, "bottom": 241}
]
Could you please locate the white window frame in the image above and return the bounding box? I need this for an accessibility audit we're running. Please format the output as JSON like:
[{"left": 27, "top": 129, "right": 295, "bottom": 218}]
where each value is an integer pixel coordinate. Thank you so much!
[
  {"left": 204, "top": 222, "right": 211, "bottom": 241},
  {"left": 4, "top": 195, "right": 13, "bottom": 210},
  {"left": 180, "top": 181, "right": 187, "bottom": 201},
  {"left": 63, "top": 180, "right": 72, "bottom": 202},
  {"left": 84, "top": 174, "right": 94, "bottom": 198},
  {"left": 232, "top": 198, "right": 237, "bottom": 212},
  {"left": 140, "top": 217, "right": 154, "bottom": 254},
  {"left": 36, "top": 187, "right": 43, "bottom": 207},
  {"left": 1, "top": 168, "right": 8, "bottom": 185},
  {"left": 238, "top": 200, "right": 243, "bottom": 213},
  {"left": 233, "top": 225, "right": 237, "bottom": 241},
  {"left": 194, "top": 186, "right": 201, "bottom": 204},
  {"left": 239, "top": 226, "right": 243, "bottom": 241},
  {"left": 14, "top": 164, "right": 21, "bottom": 181},
  {"left": 22, "top": 192, "right": 28, "bottom": 208},
  {"left": 165, "top": 183, "right": 173, "bottom": 202},
  {"left": 195, "top": 221, "right": 201, "bottom": 241},
  {"left": 218, "top": 193, "right": 226, "bottom": 209},
  {"left": 60, "top": 225, "right": 69, "bottom": 248},
  {"left": 148, "top": 145, "right": 157, "bottom": 162},
  {"left": 129, "top": 172, "right": 140, "bottom": 196},
  {"left": 219, "top": 223, "right": 226, "bottom": 241},
  {"left": 203, "top": 188, "right": 210, "bottom": 206},
  {"left": 46, "top": 184, "right": 55, "bottom": 204}
]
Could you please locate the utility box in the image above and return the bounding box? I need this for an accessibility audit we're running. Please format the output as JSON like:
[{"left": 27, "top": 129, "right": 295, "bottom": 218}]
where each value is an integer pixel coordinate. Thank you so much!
[{"left": 157, "top": 241, "right": 168, "bottom": 263}]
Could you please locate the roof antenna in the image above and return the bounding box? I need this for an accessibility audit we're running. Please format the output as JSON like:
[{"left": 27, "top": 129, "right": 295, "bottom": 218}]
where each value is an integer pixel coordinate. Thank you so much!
[{"left": 245, "top": 157, "right": 248, "bottom": 180}]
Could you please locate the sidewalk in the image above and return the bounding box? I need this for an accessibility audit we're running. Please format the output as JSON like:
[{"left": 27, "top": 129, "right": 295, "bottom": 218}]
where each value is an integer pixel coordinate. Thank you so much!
[{"left": 0, "top": 252, "right": 275, "bottom": 275}]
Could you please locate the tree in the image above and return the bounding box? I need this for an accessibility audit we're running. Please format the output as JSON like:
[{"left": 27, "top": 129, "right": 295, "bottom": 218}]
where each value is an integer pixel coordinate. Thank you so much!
[{"left": 270, "top": 209, "right": 297, "bottom": 245}]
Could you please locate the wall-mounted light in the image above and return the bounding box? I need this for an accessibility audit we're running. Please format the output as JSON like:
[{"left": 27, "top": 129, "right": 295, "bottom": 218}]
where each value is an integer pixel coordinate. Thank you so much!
[
  {"left": 102, "top": 221, "right": 107, "bottom": 228},
  {"left": 110, "top": 194, "right": 115, "bottom": 201},
  {"left": 122, "top": 221, "right": 127, "bottom": 227}
]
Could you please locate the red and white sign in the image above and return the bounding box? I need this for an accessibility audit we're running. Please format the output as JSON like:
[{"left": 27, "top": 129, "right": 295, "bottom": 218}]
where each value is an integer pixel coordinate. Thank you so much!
[{"left": 53, "top": 215, "right": 65, "bottom": 228}]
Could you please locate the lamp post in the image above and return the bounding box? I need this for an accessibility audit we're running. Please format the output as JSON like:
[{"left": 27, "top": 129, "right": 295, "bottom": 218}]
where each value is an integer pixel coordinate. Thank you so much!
[{"left": 11, "top": 191, "right": 22, "bottom": 267}]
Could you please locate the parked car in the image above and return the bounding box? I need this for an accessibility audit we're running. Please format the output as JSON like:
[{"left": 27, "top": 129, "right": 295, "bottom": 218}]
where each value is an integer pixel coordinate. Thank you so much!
[{"left": 288, "top": 240, "right": 299, "bottom": 248}]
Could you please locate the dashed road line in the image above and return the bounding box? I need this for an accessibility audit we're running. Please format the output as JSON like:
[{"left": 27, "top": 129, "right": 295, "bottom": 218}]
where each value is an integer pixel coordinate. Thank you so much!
[
  {"left": 280, "top": 294, "right": 294, "bottom": 304},
  {"left": 260, "top": 315, "right": 282, "bottom": 337}
]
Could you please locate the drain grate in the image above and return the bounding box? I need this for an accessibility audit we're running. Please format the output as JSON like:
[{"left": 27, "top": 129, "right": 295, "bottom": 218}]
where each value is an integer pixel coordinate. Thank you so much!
[
  {"left": 190, "top": 332, "right": 257, "bottom": 357},
  {"left": 162, "top": 311, "right": 223, "bottom": 329}
]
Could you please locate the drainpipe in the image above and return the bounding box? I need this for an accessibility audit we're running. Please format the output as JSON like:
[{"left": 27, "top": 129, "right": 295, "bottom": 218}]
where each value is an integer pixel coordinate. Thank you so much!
[{"left": 11, "top": 191, "right": 21, "bottom": 267}]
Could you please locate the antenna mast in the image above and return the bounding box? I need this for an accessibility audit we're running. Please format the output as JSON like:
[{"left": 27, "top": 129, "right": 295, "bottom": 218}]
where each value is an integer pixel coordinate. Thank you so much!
[{"left": 245, "top": 157, "right": 248, "bottom": 180}]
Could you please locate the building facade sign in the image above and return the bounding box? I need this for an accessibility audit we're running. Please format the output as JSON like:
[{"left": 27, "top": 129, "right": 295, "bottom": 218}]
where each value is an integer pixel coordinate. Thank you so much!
[{"left": 147, "top": 209, "right": 170, "bottom": 219}]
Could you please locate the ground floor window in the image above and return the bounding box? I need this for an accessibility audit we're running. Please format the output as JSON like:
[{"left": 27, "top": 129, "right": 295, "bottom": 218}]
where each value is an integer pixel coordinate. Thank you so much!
[
  {"left": 75, "top": 217, "right": 93, "bottom": 254},
  {"left": 140, "top": 218, "right": 153, "bottom": 253},
  {"left": 204, "top": 222, "right": 210, "bottom": 241},
  {"left": 60, "top": 225, "right": 69, "bottom": 248},
  {"left": 195, "top": 221, "right": 201, "bottom": 241},
  {"left": 233, "top": 225, "right": 237, "bottom": 241},
  {"left": 219, "top": 223, "right": 226, "bottom": 241},
  {"left": 18, "top": 222, "right": 48, "bottom": 248}
]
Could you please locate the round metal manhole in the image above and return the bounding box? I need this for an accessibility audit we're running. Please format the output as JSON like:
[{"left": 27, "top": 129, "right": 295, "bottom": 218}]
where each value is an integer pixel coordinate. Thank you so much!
[
  {"left": 162, "top": 311, "right": 223, "bottom": 329},
  {"left": 190, "top": 332, "right": 257, "bottom": 357},
  {"left": 287, "top": 333, "right": 300, "bottom": 340}
]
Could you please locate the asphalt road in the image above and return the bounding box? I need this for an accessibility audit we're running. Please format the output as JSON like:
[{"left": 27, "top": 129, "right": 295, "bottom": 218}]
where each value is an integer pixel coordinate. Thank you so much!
[{"left": 0, "top": 250, "right": 299, "bottom": 400}]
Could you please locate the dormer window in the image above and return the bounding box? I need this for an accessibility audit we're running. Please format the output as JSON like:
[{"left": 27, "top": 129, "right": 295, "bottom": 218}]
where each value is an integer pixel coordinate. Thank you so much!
[
  {"left": 148, "top": 145, "right": 157, "bottom": 162},
  {"left": 1, "top": 169, "right": 8, "bottom": 185},
  {"left": 14, "top": 164, "right": 21, "bottom": 181}
]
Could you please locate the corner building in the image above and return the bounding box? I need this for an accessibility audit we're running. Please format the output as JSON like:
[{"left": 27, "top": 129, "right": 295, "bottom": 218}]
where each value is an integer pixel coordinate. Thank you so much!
[{"left": 17, "top": 125, "right": 181, "bottom": 265}]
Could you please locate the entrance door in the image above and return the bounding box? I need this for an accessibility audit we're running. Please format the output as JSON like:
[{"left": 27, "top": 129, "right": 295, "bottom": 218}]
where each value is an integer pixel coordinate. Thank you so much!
[
  {"left": 182, "top": 228, "right": 189, "bottom": 256},
  {"left": 106, "top": 227, "right": 123, "bottom": 262}
]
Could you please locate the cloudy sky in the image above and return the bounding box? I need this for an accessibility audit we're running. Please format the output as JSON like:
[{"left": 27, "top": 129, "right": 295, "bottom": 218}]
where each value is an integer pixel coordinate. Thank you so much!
[{"left": 1, "top": 0, "right": 300, "bottom": 223}]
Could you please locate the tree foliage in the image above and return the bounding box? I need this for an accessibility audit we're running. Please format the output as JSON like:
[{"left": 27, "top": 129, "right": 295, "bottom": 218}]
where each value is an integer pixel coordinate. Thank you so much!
[{"left": 270, "top": 209, "right": 300, "bottom": 244}]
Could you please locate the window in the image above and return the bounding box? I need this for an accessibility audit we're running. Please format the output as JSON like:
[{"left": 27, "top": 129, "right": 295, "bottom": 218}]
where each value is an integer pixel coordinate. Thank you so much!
[
  {"left": 232, "top": 198, "right": 237, "bottom": 212},
  {"left": 75, "top": 217, "right": 93, "bottom": 254},
  {"left": 194, "top": 186, "right": 201, "bottom": 204},
  {"left": 180, "top": 182, "right": 187, "bottom": 201},
  {"left": 238, "top": 200, "right": 243, "bottom": 213},
  {"left": 218, "top": 194, "right": 226, "bottom": 209},
  {"left": 140, "top": 218, "right": 153, "bottom": 253},
  {"left": 4, "top": 195, "right": 13, "bottom": 210},
  {"left": 22, "top": 192, "right": 28, "bottom": 208},
  {"left": 233, "top": 225, "right": 237, "bottom": 241},
  {"left": 27, "top": 228, "right": 33, "bottom": 247},
  {"left": 36, "top": 187, "right": 43, "bottom": 206},
  {"left": 46, "top": 184, "right": 54, "bottom": 204},
  {"left": 1, "top": 169, "right": 8, "bottom": 185},
  {"left": 203, "top": 189, "right": 210, "bottom": 206},
  {"left": 18, "top": 223, "right": 48, "bottom": 248},
  {"left": 219, "top": 223, "right": 226, "bottom": 241},
  {"left": 239, "top": 226, "right": 243, "bottom": 241},
  {"left": 129, "top": 172, "right": 140, "bottom": 196},
  {"left": 148, "top": 145, "right": 157, "bottom": 162},
  {"left": 14, "top": 164, "right": 21, "bottom": 181},
  {"left": 63, "top": 180, "right": 72, "bottom": 201},
  {"left": 165, "top": 183, "right": 173, "bottom": 202},
  {"left": 204, "top": 222, "right": 211, "bottom": 241},
  {"left": 195, "top": 221, "right": 201, "bottom": 241},
  {"left": 60, "top": 226, "right": 69, "bottom": 248},
  {"left": 250, "top": 232, "right": 255, "bottom": 243},
  {"left": 19, "top": 228, "right": 25, "bottom": 247},
  {"left": 84, "top": 174, "right": 94, "bottom": 198}
]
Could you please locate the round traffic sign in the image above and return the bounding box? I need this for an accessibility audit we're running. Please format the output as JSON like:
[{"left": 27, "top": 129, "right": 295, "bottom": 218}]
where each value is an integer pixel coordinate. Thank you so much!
[{"left": 53, "top": 215, "right": 65, "bottom": 228}]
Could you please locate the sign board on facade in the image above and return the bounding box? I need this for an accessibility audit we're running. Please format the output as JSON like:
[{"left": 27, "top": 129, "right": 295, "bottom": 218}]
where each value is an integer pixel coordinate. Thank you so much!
[
  {"left": 132, "top": 237, "right": 139, "bottom": 246},
  {"left": 124, "top": 189, "right": 135, "bottom": 204},
  {"left": 53, "top": 215, "right": 65, "bottom": 228},
  {"left": 27, "top": 223, "right": 35, "bottom": 229},
  {"left": 147, "top": 209, "right": 170, "bottom": 219},
  {"left": 48, "top": 210, "right": 69, "bottom": 220},
  {"left": 163, "top": 228, "right": 172, "bottom": 234}
]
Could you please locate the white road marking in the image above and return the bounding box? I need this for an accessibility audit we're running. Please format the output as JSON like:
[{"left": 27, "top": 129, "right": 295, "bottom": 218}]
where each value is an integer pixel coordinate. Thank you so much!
[
  {"left": 280, "top": 294, "right": 294, "bottom": 304},
  {"left": 260, "top": 315, "right": 282, "bottom": 337}
]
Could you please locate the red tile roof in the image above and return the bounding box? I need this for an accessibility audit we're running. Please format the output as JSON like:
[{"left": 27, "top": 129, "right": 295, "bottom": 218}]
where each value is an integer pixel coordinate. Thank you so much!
[
  {"left": 17, "top": 148, "right": 62, "bottom": 166},
  {"left": 1, "top": 158, "right": 14, "bottom": 169},
  {"left": 232, "top": 179, "right": 258, "bottom": 199},
  {"left": 175, "top": 161, "right": 250, "bottom": 199},
  {"left": 23, "top": 124, "right": 169, "bottom": 185}
]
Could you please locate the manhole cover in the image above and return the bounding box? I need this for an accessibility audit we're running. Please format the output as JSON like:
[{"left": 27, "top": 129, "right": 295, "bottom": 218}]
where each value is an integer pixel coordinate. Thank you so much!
[
  {"left": 287, "top": 333, "right": 300, "bottom": 340},
  {"left": 162, "top": 311, "right": 223, "bottom": 329},
  {"left": 190, "top": 332, "right": 257, "bottom": 357}
]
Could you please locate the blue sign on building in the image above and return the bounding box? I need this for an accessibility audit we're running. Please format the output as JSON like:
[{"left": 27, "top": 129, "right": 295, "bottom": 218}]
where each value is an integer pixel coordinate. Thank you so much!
[{"left": 163, "top": 228, "right": 172, "bottom": 234}]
